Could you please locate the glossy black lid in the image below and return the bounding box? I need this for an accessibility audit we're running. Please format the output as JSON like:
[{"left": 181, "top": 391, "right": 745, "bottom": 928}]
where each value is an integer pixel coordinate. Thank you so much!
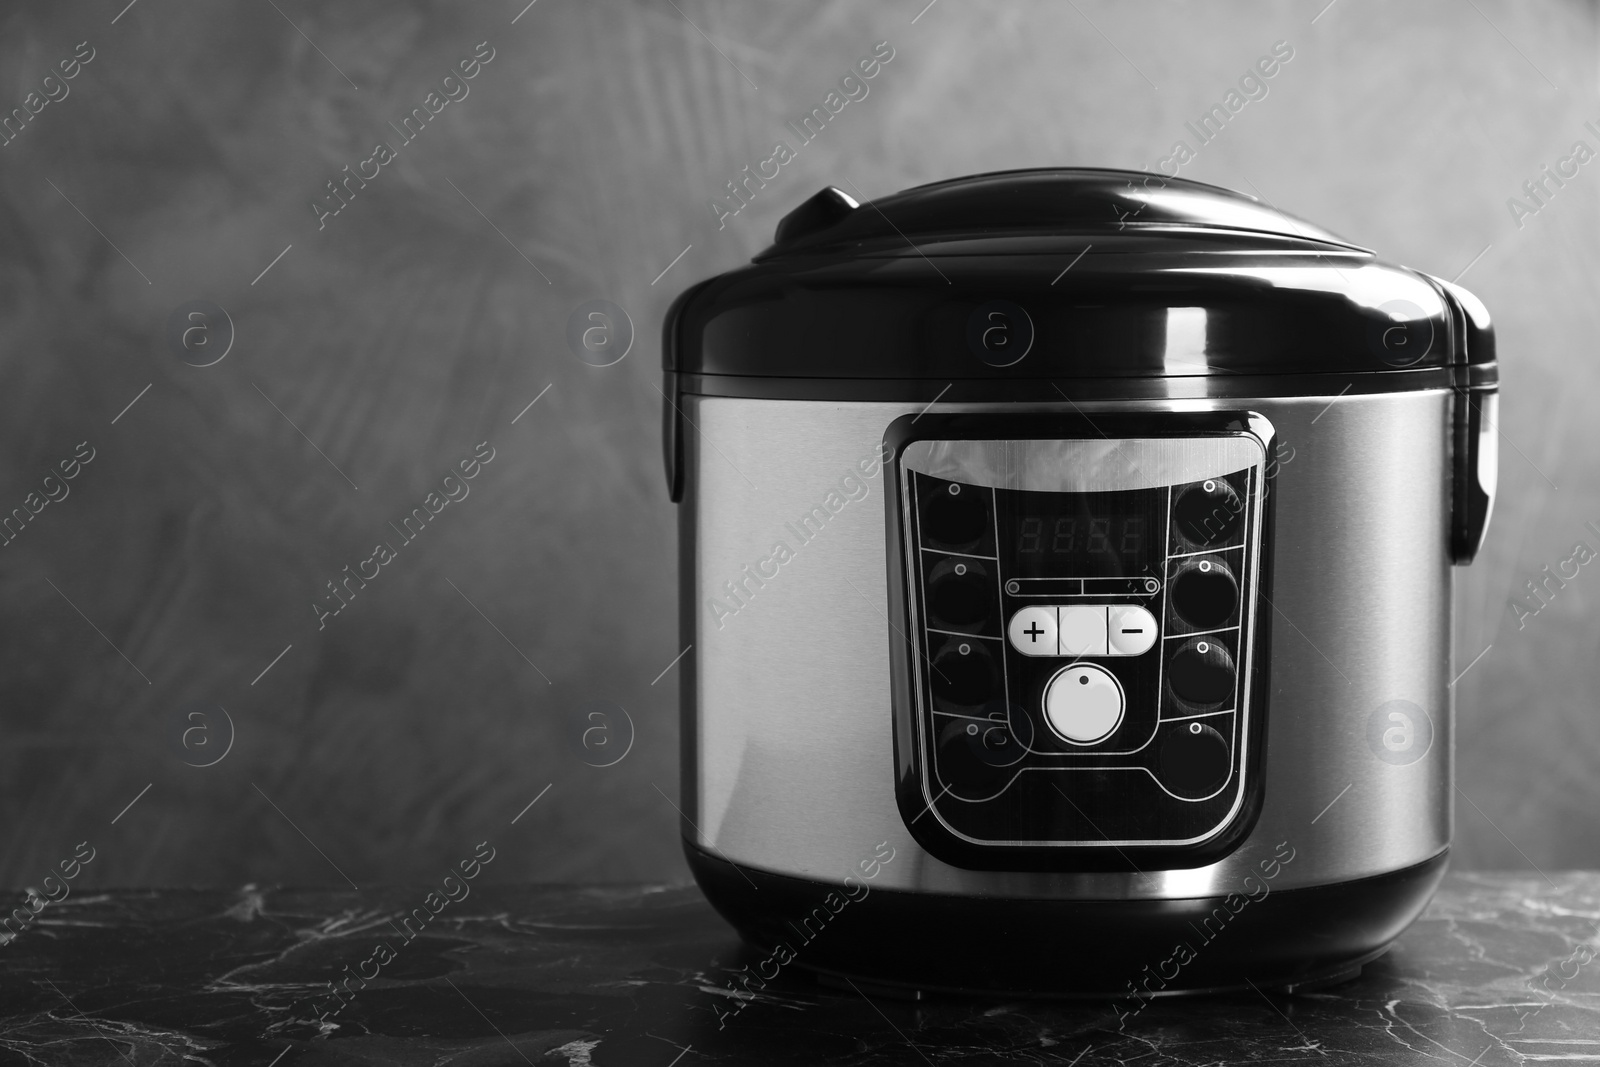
[
  {"left": 757, "top": 169, "right": 1359, "bottom": 257},
  {"left": 664, "top": 168, "right": 1494, "bottom": 382}
]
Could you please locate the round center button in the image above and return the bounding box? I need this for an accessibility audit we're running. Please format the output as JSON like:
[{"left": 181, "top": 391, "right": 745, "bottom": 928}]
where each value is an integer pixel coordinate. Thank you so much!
[{"left": 1043, "top": 663, "right": 1125, "bottom": 745}]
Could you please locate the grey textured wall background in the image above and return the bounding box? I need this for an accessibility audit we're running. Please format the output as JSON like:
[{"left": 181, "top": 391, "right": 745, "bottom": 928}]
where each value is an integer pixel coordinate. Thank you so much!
[{"left": 0, "top": 0, "right": 1594, "bottom": 888}]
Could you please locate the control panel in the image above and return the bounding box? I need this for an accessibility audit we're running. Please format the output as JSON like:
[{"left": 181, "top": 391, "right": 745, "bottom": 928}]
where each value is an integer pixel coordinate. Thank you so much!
[{"left": 885, "top": 412, "right": 1275, "bottom": 870}]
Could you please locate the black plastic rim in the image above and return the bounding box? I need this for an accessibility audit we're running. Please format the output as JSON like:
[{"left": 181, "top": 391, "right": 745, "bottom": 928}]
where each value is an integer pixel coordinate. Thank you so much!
[{"left": 684, "top": 841, "right": 1449, "bottom": 999}]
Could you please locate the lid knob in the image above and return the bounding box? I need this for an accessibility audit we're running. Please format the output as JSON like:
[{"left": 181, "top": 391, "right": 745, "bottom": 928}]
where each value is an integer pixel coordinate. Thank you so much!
[{"left": 773, "top": 186, "right": 859, "bottom": 247}]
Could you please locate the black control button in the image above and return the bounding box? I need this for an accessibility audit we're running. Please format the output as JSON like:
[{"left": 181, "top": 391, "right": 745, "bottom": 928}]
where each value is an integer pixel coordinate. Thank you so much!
[
  {"left": 936, "top": 700, "right": 1032, "bottom": 796},
  {"left": 1170, "top": 557, "right": 1237, "bottom": 629},
  {"left": 926, "top": 558, "right": 995, "bottom": 631},
  {"left": 931, "top": 640, "right": 998, "bottom": 708},
  {"left": 937, "top": 724, "right": 1004, "bottom": 792},
  {"left": 922, "top": 483, "right": 989, "bottom": 549},
  {"left": 1167, "top": 637, "right": 1237, "bottom": 709},
  {"left": 1174, "top": 478, "right": 1243, "bottom": 546},
  {"left": 1159, "top": 721, "right": 1231, "bottom": 797}
]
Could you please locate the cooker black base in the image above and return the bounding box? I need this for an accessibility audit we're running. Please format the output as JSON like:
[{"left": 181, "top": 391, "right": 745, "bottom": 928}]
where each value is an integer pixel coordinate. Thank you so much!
[{"left": 685, "top": 842, "right": 1448, "bottom": 999}]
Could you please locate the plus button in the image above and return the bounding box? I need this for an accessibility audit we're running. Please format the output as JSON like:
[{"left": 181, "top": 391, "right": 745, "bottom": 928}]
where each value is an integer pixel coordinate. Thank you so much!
[{"left": 1007, "top": 607, "right": 1059, "bottom": 658}]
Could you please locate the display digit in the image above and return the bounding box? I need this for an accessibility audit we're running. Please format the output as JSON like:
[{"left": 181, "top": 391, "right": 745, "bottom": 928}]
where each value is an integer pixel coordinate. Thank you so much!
[
  {"left": 1019, "top": 516, "right": 1042, "bottom": 553},
  {"left": 1087, "top": 517, "right": 1110, "bottom": 553},
  {"left": 1051, "top": 517, "right": 1075, "bottom": 553},
  {"left": 1120, "top": 517, "right": 1142, "bottom": 555}
]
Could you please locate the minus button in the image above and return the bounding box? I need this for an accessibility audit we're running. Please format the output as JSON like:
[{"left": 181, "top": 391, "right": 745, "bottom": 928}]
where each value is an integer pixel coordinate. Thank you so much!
[{"left": 1106, "top": 605, "right": 1158, "bottom": 656}]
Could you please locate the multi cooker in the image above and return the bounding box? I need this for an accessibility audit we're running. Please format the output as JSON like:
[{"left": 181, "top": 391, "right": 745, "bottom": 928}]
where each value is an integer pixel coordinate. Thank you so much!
[{"left": 662, "top": 169, "right": 1497, "bottom": 995}]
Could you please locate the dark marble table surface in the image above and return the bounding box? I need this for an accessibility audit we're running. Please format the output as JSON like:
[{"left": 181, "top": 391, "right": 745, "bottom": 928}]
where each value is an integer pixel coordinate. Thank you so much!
[{"left": 5, "top": 872, "right": 1598, "bottom": 1065}]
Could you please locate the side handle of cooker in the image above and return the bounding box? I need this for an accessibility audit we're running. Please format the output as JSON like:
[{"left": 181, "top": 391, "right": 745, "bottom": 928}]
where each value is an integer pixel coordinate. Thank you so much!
[
  {"left": 662, "top": 371, "right": 684, "bottom": 503},
  {"left": 662, "top": 280, "right": 712, "bottom": 504},
  {"left": 1451, "top": 384, "right": 1498, "bottom": 565},
  {"left": 1435, "top": 278, "right": 1498, "bottom": 565}
]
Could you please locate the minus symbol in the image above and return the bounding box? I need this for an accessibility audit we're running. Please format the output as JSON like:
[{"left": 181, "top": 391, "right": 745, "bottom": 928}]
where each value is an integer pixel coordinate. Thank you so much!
[{"left": 1122, "top": 628, "right": 1142, "bottom": 633}]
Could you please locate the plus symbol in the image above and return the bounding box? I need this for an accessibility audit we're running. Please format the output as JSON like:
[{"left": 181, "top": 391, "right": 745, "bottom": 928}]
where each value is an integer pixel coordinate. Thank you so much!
[{"left": 1024, "top": 622, "right": 1045, "bottom": 643}]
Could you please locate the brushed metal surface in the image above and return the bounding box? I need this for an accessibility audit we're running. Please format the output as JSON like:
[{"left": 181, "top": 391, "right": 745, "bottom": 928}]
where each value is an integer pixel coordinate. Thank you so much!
[
  {"left": 902, "top": 436, "right": 1266, "bottom": 492},
  {"left": 681, "top": 393, "right": 1453, "bottom": 898}
]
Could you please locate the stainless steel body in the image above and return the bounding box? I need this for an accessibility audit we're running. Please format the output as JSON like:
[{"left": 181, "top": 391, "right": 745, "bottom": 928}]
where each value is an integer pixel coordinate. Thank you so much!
[{"left": 680, "top": 391, "right": 1452, "bottom": 898}]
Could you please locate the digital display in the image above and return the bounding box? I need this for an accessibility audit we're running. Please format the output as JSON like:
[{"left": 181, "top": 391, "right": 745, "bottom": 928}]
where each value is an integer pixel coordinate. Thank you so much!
[
  {"left": 1016, "top": 515, "right": 1146, "bottom": 556},
  {"left": 999, "top": 487, "right": 1165, "bottom": 578}
]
